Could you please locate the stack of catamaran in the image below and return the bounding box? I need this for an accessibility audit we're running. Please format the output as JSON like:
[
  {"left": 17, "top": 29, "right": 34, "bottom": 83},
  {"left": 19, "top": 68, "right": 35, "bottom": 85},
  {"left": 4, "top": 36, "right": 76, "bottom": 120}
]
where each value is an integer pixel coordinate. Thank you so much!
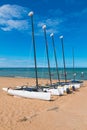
[
  {"left": 2, "top": 78, "right": 83, "bottom": 101},
  {"left": 2, "top": 11, "right": 83, "bottom": 101}
]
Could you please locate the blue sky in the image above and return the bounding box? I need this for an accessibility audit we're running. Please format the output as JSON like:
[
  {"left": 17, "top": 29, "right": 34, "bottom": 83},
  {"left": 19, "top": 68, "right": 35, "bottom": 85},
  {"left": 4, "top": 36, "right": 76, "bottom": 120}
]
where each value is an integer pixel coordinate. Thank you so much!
[{"left": 0, "top": 0, "right": 87, "bottom": 67}]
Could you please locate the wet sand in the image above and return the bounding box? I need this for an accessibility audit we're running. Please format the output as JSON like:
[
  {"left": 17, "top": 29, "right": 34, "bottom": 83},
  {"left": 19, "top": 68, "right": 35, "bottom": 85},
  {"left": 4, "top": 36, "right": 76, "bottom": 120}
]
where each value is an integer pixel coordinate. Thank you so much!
[{"left": 0, "top": 77, "right": 87, "bottom": 130}]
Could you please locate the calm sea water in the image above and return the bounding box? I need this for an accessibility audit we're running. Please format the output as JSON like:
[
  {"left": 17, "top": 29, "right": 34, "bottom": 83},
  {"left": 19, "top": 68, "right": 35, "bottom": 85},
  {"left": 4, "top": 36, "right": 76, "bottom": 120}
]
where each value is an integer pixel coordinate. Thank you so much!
[{"left": 0, "top": 67, "right": 86, "bottom": 80}]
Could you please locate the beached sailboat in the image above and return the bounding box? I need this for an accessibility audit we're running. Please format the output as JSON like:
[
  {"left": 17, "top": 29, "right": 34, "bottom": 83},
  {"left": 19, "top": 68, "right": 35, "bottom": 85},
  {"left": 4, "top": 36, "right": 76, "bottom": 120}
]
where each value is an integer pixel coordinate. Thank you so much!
[
  {"left": 59, "top": 36, "right": 81, "bottom": 91},
  {"left": 41, "top": 25, "right": 64, "bottom": 95},
  {"left": 49, "top": 34, "right": 71, "bottom": 93},
  {"left": 2, "top": 87, "right": 51, "bottom": 100},
  {"left": 49, "top": 33, "right": 71, "bottom": 93},
  {"left": 41, "top": 33, "right": 72, "bottom": 94},
  {"left": 69, "top": 48, "right": 83, "bottom": 88},
  {"left": 2, "top": 11, "right": 51, "bottom": 101}
]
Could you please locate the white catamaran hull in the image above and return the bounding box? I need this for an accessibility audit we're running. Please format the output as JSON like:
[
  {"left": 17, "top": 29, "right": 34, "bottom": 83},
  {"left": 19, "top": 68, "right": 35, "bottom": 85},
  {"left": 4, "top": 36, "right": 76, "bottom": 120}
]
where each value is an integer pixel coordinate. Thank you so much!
[
  {"left": 61, "top": 84, "right": 80, "bottom": 92},
  {"left": 70, "top": 83, "right": 81, "bottom": 89},
  {"left": 42, "top": 83, "right": 81, "bottom": 95},
  {"left": 43, "top": 87, "right": 64, "bottom": 96},
  {"left": 2, "top": 88, "right": 51, "bottom": 101}
]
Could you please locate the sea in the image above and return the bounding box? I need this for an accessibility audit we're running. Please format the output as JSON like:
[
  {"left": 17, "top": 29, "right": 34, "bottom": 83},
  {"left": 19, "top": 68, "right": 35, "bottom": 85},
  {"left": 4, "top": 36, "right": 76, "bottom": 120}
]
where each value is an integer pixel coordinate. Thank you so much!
[{"left": 0, "top": 67, "right": 86, "bottom": 80}]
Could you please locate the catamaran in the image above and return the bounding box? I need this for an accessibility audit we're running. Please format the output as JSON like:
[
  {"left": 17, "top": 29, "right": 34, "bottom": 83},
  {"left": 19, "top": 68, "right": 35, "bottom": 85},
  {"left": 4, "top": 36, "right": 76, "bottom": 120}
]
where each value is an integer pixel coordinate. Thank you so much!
[
  {"left": 2, "top": 11, "right": 51, "bottom": 101},
  {"left": 69, "top": 48, "right": 83, "bottom": 88},
  {"left": 41, "top": 25, "right": 64, "bottom": 95},
  {"left": 50, "top": 35, "right": 82, "bottom": 91}
]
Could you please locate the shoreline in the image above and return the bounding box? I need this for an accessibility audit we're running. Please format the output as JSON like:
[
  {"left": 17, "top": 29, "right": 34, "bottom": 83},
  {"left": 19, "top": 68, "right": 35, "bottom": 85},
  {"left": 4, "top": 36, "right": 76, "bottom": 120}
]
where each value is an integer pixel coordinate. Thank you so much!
[{"left": 0, "top": 77, "right": 59, "bottom": 88}]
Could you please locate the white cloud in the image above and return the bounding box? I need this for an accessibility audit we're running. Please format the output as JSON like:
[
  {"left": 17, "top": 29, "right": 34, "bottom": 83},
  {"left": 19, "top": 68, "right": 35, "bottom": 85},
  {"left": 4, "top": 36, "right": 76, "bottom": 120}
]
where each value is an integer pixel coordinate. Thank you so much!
[
  {"left": 0, "top": 4, "right": 29, "bottom": 31},
  {"left": 1, "top": 19, "right": 29, "bottom": 31},
  {"left": 0, "top": 5, "right": 65, "bottom": 34},
  {"left": 37, "top": 17, "right": 63, "bottom": 34},
  {"left": 38, "top": 18, "right": 63, "bottom": 27},
  {"left": 0, "top": 4, "right": 26, "bottom": 19},
  {"left": 46, "top": 18, "right": 62, "bottom": 26}
]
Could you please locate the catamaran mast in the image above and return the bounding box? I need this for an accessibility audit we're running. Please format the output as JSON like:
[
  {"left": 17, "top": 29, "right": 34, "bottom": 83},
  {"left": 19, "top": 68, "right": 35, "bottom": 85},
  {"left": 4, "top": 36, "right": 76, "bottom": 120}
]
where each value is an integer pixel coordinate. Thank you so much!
[
  {"left": 72, "top": 48, "right": 74, "bottom": 74},
  {"left": 72, "top": 48, "right": 76, "bottom": 80},
  {"left": 42, "top": 25, "right": 52, "bottom": 86},
  {"left": 28, "top": 11, "right": 38, "bottom": 88},
  {"left": 59, "top": 36, "right": 67, "bottom": 83},
  {"left": 50, "top": 33, "right": 60, "bottom": 83}
]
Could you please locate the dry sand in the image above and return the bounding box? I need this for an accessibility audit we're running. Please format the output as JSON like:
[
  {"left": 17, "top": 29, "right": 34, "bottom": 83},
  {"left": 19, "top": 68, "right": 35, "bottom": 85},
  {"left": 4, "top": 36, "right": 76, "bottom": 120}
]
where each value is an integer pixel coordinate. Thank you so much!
[{"left": 0, "top": 77, "right": 87, "bottom": 130}]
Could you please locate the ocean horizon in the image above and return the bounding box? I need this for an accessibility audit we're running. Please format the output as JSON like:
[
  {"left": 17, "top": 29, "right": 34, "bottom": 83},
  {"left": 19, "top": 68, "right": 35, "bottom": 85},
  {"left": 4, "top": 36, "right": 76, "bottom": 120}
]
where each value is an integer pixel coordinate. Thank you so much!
[{"left": 0, "top": 67, "right": 86, "bottom": 80}]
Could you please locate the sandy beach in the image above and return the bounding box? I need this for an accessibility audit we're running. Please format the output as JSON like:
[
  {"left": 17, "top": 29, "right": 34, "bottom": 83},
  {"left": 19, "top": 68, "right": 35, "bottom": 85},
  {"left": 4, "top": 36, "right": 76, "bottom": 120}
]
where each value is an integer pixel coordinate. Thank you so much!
[{"left": 0, "top": 77, "right": 87, "bottom": 130}]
